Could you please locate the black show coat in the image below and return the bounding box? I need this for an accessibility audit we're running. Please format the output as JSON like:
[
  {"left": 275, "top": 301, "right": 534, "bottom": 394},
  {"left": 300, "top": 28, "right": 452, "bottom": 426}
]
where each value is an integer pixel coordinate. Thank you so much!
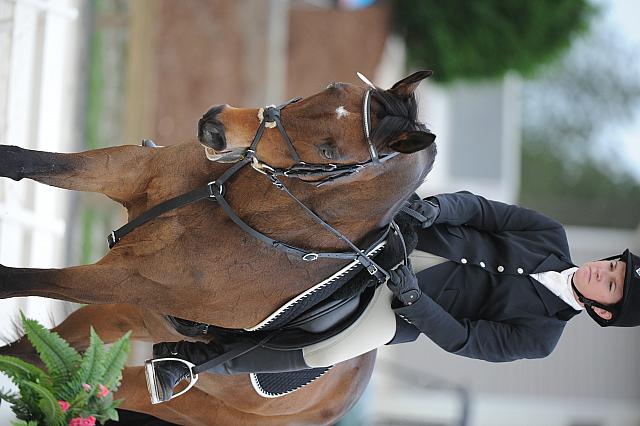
[{"left": 389, "top": 191, "right": 581, "bottom": 362}]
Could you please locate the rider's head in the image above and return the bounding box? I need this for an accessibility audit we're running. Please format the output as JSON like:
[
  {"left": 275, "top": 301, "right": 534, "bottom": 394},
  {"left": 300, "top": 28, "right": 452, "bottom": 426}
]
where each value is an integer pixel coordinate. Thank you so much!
[{"left": 572, "top": 249, "right": 640, "bottom": 327}]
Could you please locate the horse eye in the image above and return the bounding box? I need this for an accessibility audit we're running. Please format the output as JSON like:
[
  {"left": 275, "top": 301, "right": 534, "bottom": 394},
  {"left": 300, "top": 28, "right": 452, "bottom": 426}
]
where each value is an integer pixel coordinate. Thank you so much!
[{"left": 318, "top": 142, "right": 337, "bottom": 160}]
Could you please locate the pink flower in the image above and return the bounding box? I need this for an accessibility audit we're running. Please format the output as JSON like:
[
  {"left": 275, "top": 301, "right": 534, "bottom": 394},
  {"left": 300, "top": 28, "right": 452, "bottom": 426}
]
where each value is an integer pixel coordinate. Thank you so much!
[
  {"left": 97, "top": 383, "right": 110, "bottom": 398},
  {"left": 82, "top": 383, "right": 91, "bottom": 392},
  {"left": 57, "top": 400, "right": 70, "bottom": 412},
  {"left": 68, "top": 416, "right": 96, "bottom": 426}
]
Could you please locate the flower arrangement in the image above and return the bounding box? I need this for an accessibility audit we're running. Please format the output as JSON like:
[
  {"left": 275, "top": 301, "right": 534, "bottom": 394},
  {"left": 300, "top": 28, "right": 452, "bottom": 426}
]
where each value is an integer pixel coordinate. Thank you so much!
[{"left": 0, "top": 313, "right": 131, "bottom": 425}]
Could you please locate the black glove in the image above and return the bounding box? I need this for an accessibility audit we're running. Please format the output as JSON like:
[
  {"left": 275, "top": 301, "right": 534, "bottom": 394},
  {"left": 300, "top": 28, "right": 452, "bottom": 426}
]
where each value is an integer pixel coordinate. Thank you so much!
[
  {"left": 387, "top": 264, "right": 421, "bottom": 305},
  {"left": 410, "top": 197, "right": 440, "bottom": 228}
]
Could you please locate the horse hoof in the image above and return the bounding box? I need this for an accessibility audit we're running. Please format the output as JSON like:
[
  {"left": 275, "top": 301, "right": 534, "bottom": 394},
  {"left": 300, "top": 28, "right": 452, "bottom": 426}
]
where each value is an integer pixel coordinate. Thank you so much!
[{"left": 0, "top": 146, "right": 25, "bottom": 181}]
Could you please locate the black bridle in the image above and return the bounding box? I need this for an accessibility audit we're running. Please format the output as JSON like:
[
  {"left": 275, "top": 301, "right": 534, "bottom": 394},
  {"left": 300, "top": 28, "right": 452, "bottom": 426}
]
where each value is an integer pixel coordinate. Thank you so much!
[
  {"left": 247, "top": 89, "right": 398, "bottom": 186},
  {"left": 107, "top": 89, "right": 405, "bottom": 284}
]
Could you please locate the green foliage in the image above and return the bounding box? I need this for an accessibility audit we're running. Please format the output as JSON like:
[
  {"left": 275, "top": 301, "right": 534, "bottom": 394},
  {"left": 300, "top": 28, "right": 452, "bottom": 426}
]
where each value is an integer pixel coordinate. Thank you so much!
[
  {"left": 392, "top": 0, "right": 595, "bottom": 83},
  {"left": 519, "top": 25, "right": 640, "bottom": 227},
  {"left": 0, "top": 356, "right": 48, "bottom": 387},
  {"left": 10, "top": 421, "right": 39, "bottom": 426},
  {"left": 59, "top": 328, "right": 105, "bottom": 402},
  {"left": 100, "top": 331, "right": 131, "bottom": 390},
  {"left": 22, "top": 382, "right": 65, "bottom": 426},
  {"left": 0, "top": 313, "right": 131, "bottom": 425},
  {"left": 21, "top": 313, "right": 82, "bottom": 395},
  {"left": 520, "top": 141, "right": 640, "bottom": 228}
]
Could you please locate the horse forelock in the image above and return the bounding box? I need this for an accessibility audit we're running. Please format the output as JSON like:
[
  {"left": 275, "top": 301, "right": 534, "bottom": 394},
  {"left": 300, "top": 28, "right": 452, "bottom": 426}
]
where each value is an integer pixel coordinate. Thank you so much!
[
  {"left": 369, "top": 89, "right": 437, "bottom": 187},
  {"left": 369, "top": 89, "right": 431, "bottom": 149}
]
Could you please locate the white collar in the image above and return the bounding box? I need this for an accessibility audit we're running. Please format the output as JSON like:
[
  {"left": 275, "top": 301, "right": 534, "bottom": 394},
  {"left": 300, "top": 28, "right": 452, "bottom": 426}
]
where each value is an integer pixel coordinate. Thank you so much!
[{"left": 531, "top": 267, "right": 584, "bottom": 311}]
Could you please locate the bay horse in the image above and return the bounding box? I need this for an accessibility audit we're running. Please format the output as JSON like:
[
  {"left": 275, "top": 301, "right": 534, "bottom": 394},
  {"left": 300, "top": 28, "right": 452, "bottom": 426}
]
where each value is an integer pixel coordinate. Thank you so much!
[{"left": 0, "top": 71, "right": 437, "bottom": 425}]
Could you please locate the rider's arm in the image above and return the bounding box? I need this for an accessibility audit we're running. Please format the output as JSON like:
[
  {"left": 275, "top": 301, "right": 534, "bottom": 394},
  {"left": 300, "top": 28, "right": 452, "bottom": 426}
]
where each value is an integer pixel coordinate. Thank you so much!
[
  {"left": 392, "top": 294, "right": 564, "bottom": 362},
  {"left": 431, "top": 191, "right": 566, "bottom": 233}
]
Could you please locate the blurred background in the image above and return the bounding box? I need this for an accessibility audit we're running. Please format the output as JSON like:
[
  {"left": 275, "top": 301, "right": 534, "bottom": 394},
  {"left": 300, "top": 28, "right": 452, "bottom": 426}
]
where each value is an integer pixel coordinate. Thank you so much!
[{"left": 0, "top": 0, "right": 639, "bottom": 425}]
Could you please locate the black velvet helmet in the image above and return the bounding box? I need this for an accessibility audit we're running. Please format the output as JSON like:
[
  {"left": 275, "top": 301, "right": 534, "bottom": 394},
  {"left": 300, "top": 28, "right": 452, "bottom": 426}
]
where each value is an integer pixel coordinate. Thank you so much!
[{"left": 573, "top": 249, "right": 640, "bottom": 327}]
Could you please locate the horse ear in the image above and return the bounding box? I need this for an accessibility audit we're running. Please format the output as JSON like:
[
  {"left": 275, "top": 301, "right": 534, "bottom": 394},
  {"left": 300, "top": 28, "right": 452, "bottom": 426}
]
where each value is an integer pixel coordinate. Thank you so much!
[
  {"left": 388, "top": 70, "right": 433, "bottom": 98},
  {"left": 387, "top": 131, "right": 436, "bottom": 154}
]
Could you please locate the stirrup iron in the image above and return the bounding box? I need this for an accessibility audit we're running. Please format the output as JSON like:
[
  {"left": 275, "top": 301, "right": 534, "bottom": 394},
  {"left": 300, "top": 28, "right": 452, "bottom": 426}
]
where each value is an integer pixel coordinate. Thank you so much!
[{"left": 144, "top": 357, "right": 199, "bottom": 404}]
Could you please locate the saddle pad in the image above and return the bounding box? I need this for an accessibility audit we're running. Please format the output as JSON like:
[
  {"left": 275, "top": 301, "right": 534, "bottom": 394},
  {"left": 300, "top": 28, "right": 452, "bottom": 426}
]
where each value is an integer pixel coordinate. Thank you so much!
[{"left": 249, "top": 366, "right": 332, "bottom": 398}]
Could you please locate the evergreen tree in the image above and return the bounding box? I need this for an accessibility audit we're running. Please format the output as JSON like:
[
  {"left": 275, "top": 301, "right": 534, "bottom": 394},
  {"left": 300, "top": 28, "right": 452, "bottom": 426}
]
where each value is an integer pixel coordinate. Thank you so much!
[{"left": 392, "top": 0, "right": 595, "bottom": 83}]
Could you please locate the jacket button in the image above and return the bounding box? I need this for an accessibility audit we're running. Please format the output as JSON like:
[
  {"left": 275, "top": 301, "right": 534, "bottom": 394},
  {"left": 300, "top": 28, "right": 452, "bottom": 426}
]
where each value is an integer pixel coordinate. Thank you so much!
[
  {"left": 480, "top": 261, "right": 486, "bottom": 268},
  {"left": 517, "top": 268, "right": 524, "bottom": 274},
  {"left": 461, "top": 258, "right": 468, "bottom": 264},
  {"left": 497, "top": 265, "right": 505, "bottom": 272}
]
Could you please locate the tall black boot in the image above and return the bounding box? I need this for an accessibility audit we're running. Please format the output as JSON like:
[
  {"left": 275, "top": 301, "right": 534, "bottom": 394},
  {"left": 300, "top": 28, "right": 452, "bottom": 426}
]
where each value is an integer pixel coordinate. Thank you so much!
[
  {"left": 150, "top": 340, "right": 310, "bottom": 402},
  {"left": 150, "top": 341, "right": 224, "bottom": 402}
]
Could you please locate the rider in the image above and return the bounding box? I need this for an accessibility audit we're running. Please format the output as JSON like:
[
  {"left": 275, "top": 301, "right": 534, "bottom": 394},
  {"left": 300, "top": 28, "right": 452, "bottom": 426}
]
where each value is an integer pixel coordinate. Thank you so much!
[{"left": 150, "top": 191, "right": 640, "bottom": 401}]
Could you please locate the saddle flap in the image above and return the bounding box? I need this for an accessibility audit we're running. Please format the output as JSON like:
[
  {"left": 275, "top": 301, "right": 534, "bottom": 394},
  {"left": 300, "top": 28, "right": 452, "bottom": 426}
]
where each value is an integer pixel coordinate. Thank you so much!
[{"left": 284, "top": 293, "right": 361, "bottom": 333}]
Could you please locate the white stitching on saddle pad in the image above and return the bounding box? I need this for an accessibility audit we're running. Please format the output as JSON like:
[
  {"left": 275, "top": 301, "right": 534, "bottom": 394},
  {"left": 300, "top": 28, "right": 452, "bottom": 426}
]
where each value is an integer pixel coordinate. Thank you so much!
[
  {"left": 249, "top": 366, "right": 334, "bottom": 399},
  {"left": 244, "top": 241, "right": 387, "bottom": 331}
]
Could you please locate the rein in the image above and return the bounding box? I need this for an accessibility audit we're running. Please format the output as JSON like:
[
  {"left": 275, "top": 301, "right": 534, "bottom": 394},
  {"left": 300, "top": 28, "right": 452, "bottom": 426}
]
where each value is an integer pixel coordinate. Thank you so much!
[{"left": 107, "top": 89, "right": 405, "bottom": 284}]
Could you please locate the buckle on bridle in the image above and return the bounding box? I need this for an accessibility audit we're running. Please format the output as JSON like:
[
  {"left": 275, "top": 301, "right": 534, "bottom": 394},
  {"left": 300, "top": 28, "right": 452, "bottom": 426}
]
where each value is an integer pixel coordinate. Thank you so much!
[
  {"left": 207, "top": 181, "right": 224, "bottom": 198},
  {"left": 144, "top": 358, "right": 198, "bottom": 404},
  {"left": 107, "top": 231, "right": 117, "bottom": 249},
  {"left": 258, "top": 105, "right": 278, "bottom": 128},
  {"left": 251, "top": 157, "right": 276, "bottom": 175},
  {"left": 302, "top": 252, "right": 319, "bottom": 261}
]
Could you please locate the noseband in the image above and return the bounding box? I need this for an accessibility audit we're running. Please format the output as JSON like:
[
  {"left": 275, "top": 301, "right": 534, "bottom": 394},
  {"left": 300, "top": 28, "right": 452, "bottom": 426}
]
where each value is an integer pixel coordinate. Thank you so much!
[{"left": 107, "top": 89, "right": 406, "bottom": 284}]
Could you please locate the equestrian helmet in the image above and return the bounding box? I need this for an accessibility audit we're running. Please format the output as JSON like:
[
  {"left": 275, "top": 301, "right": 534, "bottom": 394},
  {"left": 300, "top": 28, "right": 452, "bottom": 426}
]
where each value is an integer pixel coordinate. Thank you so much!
[{"left": 580, "top": 249, "right": 640, "bottom": 327}]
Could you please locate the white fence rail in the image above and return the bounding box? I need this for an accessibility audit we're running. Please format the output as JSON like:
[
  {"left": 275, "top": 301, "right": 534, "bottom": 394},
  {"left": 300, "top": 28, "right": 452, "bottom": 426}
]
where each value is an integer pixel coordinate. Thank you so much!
[{"left": 0, "top": 0, "right": 82, "bottom": 421}]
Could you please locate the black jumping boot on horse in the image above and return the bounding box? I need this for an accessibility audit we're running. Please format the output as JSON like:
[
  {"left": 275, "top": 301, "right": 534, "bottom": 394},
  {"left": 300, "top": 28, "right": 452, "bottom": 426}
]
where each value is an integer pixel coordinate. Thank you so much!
[{"left": 148, "top": 340, "right": 309, "bottom": 403}]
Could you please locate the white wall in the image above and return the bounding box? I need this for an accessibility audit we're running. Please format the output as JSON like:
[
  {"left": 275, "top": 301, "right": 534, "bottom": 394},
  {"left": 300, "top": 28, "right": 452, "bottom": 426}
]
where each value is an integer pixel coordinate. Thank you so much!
[{"left": 0, "top": 0, "right": 83, "bottom": 422}]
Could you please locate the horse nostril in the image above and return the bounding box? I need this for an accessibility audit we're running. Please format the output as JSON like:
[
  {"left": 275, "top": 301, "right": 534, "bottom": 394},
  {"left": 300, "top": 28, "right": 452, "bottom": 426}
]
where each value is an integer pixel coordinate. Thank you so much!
[{"left": 198, "top": 120, "right": 226, "bottom": 151}]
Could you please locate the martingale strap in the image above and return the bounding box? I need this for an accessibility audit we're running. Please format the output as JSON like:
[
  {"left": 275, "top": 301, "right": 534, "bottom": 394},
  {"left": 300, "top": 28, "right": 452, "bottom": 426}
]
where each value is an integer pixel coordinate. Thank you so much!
[
  {"left": 107, "top": 184, "right": 218, "bottom": 249},
  {"left": 108, "top": 176, "right": 391, "bottom": 275}
]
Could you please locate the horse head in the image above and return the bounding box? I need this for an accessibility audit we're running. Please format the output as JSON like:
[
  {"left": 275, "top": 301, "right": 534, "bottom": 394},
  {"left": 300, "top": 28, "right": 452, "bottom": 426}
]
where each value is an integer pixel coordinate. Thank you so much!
[
  {"left": 198, "top": 71, "right": 435, "bottom": 163},
  {"left": 197, "top": 71, "right": 437, "bottom": 241}
]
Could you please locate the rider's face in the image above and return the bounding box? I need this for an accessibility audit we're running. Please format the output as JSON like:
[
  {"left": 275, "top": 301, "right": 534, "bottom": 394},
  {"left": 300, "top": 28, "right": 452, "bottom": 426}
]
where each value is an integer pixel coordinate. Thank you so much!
[{"left": 573, "top": 259, "right": 626, "bottom": 320}]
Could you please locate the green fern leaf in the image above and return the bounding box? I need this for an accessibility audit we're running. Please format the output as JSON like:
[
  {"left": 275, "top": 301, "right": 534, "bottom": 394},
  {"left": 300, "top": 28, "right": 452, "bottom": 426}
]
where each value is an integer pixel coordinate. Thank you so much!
[
  {"left": 57, "top": 375, "right": 85, "bottom": 403},
  {"left": 0, "top": 388, "right": 21, "bottom": 405},
  {"left": 77, "top": 327, "right": 106, "bottom": 385},
  {"left": 21, "top": 313, "right": 81, "bottom": 392},
  {"left": 99, "top": 331, "right": 131, "bottom": 389},
  {"left": 58, "top": 327, "right": 106, "bottom": 401},
  {"left": 0, "top": 356, "right": 49, "bottom": 387},
  {"left": 22, "top": 382, "right": 65, "bottom": 426},
  {"left": 10, "top": 420, "right": 40, "bottom": 426},
  {"left": 6, "top": 397, "right": 35, "bottom": 422}
]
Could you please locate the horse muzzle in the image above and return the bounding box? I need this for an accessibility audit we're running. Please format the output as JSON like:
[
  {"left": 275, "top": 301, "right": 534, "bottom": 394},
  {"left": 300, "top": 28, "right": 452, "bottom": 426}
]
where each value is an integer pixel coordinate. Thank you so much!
[{"left": 197, "top": 105, "right": 227, "bottom": 151}]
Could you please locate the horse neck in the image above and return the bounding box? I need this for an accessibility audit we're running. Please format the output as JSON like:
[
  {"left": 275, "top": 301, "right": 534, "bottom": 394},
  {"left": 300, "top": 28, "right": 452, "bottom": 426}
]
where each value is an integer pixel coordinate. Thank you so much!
[{"left": 230, "top": 155, "right": 423, "bottom": 253}]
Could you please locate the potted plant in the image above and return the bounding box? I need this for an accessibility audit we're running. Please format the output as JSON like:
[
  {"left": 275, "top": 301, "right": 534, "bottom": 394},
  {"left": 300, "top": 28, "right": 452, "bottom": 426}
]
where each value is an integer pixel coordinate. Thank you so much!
[{"left": 0, "top": 313, "right": 131, "bottom": 425}]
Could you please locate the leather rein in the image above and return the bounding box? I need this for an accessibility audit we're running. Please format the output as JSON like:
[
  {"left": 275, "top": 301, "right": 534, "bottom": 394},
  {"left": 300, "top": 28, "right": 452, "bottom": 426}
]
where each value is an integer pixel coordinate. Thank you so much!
[{"left": 107, "top": 89, "right": 406, "bottom": 284}]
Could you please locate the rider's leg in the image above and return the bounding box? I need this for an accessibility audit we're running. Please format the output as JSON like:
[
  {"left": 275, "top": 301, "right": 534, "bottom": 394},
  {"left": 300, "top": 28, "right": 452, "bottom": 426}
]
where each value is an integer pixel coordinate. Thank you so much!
[{"left": 149, "top": 340, "right": 310, "bottom": 402}]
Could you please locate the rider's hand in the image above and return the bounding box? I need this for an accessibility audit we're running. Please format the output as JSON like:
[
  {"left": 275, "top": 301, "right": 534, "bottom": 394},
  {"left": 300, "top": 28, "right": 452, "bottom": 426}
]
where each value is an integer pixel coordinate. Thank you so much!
[
  {"left": 410, "top": 197, "right": 440, "bottom": 228},
  {"left": 387, "top": 264, "right": 421, "bottom": 306}
]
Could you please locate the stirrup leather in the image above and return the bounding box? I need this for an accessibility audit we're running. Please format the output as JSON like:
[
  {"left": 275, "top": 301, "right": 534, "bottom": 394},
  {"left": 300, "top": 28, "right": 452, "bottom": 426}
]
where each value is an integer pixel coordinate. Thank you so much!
[{"left": 144, "top": 357, "right": 198, "bottom": 404}]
